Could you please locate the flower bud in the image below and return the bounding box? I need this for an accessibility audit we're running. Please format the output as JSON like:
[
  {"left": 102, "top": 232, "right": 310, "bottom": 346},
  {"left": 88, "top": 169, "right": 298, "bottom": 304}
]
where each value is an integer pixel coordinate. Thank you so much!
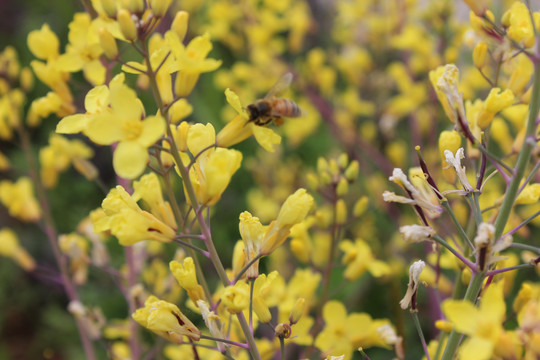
[
  {"left": 275, "top": 189, "right": 314, "bottom": 228},
  {"left": 464, "top": 0, "right": 486, "bottom": 17},
  {"left": 275, "top": 323, "right": 292, "bottom": 339},
  {"left": 306, "top": 172, "right": 319, "bottom": 191},
  {"left": 353, "top": 196, "right": 368, "bottom": 217},
  {"left": 128, "top": 0, "right": 145, "bottom": 13},
  {"left": 320, "top": 172, "right": 332, "bottom": 186},
  {"left": 20, "top": 67, "right": 34, "bottom": 92},
  {"left": 473, "top": 41, "right": 488, "bottom": 69},
  {"left": 328, "top": 159, "right": 339, "bottom": 177},
  {"left": 99, "top": 28, "right": 118, "bottom": 59},
  {"left": 336, "top": 177, "right": 348, "bottom": 197},
  {"left": 435, "top": 320, "right": 454, "bottom": 333},
  {"left": 171, "top": 11, "right": 189, "bottom": 42},
  {"left": 337, "top": 153, "right": 348, "bottom": 169},
  {"left": 335, "top": 199, "right": 347, "bottom": 225},
  {"left": 175, "top": 122, "right": 190, "bottom": 152},
  {"left": 150, "top": 0, "right": 173, "bottom": 17},
  {"left": 317, "top": 157, "right": 328, "bottom": 173},
  {"left": 344, "top": 160, "right": 359, "bottom": 181},
  {"left": 118, "top": 9, "right": 137, "bottom": 41},
  {"left": 221, "top": 282, "right": 250, "bottom": 314},
  {"left": 101, "top": 0, "right": 117, "bottom": 18},
  {"left": 289, "top": 298, "right": 305, "bottom": 324}
]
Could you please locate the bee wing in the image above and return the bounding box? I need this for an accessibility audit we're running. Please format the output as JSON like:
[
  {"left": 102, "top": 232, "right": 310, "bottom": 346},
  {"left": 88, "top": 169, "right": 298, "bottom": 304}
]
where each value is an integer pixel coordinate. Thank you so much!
[{"left": 264, "top": 73, "right": 293, "bottom": 99}]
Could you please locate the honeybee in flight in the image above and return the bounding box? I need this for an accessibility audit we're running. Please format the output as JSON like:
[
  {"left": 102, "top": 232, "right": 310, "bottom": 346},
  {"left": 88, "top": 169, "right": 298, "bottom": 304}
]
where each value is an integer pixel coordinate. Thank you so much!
[{"left": 246, "top": 73, "right": 303, "bottom": 126}]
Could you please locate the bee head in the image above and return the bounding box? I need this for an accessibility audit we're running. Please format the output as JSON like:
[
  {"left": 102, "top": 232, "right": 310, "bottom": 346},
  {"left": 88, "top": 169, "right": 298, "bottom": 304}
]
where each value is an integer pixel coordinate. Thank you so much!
[{"left": 247, "top": 104, "right": 259, "bottom": 121}]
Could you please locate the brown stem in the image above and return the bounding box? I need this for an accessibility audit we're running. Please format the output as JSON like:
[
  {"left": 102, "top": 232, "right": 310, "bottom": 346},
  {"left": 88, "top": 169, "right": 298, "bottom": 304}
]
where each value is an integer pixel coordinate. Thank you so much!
[{"left": 17, "top": 125, "right": 97, "bottom": 360}]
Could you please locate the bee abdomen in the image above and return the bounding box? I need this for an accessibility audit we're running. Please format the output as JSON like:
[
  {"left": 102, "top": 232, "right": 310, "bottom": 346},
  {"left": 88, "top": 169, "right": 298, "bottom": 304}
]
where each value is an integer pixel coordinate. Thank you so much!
[{"left": 273, "top": 99, "right": 302, "bottom": 117}]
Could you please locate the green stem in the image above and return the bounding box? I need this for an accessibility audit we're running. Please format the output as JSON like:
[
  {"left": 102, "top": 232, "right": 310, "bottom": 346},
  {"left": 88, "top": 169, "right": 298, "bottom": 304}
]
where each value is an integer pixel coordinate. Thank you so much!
[
  {"left": 249, "top": 278, "right": 255, "bottom": 331},
  {"left": 440, "top": 272, "right": 485, "bottom": 360},
  {"left": 510, "top": 242, "right": 540, "bottom": 253},
  {"left": 504, "top": 210, "right": 540, "bottom": 237},
  {"left": 493, "top": 47, "right": 540, "bottom": 241},
  {"left": 233, "top": 253, "right": 264, "bottom": 283},
  {"left": 469, "top": 192, "right": 483, "bottom": 226},
  {"left": 432, "top": 235, "right": 475, "bottom": 270},
  {"left": 143, "top": 42, "right": 261, "bottom": 360},
  {"left": 441, "top": 201, "right": 474, "bottom": 251},
  {"left": 17, "top": 125, "right": 97, "bottom": 360},
  {"left": 279, "top": 337, "right": 285, "bottom": 360},
  {"left": 434, "top": 331, "right": 448, "bottom": 360},
  {"left": 412, "top": 312, "right": 431, "bottom": 360}
]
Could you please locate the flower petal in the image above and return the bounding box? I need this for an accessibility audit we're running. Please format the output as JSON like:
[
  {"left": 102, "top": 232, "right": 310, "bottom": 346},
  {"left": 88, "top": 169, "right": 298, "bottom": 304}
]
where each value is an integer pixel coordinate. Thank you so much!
[
  {"left": 322, "top": 300, "right": 347, "bottom": 324},
  {"left": 252, "top": 125, "right": 281, "bottom": 152},
  {"left": 86, "top": 113, "right": 124, "bottom": 145},
  {"left": 138, "top": 115, "right": 165, "bottom": 147},
  {"left": 56, "top": 114, "right": 89, "bottom": 134},
  {"left": 113, "top": 141, "right": 148, "bottom": 179},
  {"left": 442, "top": 300, "right": 479, "bottom": 335}
]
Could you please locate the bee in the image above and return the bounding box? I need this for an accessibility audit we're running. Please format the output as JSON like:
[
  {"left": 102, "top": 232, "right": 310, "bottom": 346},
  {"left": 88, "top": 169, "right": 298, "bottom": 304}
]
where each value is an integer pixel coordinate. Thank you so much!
[{"left": 246, "top": 73, "right": 303, "bottom": 127}]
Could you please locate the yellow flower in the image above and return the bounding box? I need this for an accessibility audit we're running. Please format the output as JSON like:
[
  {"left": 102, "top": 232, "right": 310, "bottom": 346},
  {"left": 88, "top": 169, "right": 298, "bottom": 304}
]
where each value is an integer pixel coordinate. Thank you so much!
[
  {"left": 93, "top": 186, "right": 176, "bottom": 246},
  {"left": 132, "top": 172, "right": 176, "bottom": 229},
  {"left": 221, "top": 281, "right": 250, "bottom": 314},
  {"left": 252, "top": 271, "right": 278, "bottom": 323},
  {"left": 239, "top": 211, "right": 265, "bottom": 278},
  {"left": 27, "top": 92, "right": 63, "bottom": 127},
  {"left": 340, "top": 239, "right": 391, "bottom": 281},
  {"left": 170, "top": 257, "right": 205, "bottom": 302},
  {"left": 86, "top": 83, "right": 165, "bottom": 179},
  {"left": 56, "top": 73, "right": 125, "bottom": 134},
  {"left": 0, "top": 177, "right": 42, "bottom": 222},
  {"left": 132, "top": 295, "right": 201, "bottom": 343},
  {"left": 516, "top": 183, "right": 540, "bottom": 204},
  {"left": 216, "top": 88, "right": 282, "bottom": 152},
  {"left": 166, "top": 31, "right": 221, "bottom": 97},
  {"left": 39, "top": 134, "right": 96, "bottom": 188},
  {"left": 442, "top": 282, "right": 506, "bottom": 360},
  {"left": 506, "top": 2, "right": 535, "bottom": 47},
  {"left": 27, "top": 24, "right": 60, "bottom": 61},
  {"left": 0, "top": 88, "right": 25, "bottom": 140},
  {"left": 27, "top": 24, "right": 75, "bottom": 113},
  {"left": 58, "top": 233, "right": 90, "bottom": 285},
  {"left": 315, "top": 301, "right": 394, "bottom": 360},
  {"left": 182, "top": 123, "right": 243, "bottom": 206},
  {"left": 476, "top": 88, "right": 514, "bottom": 129},
  {"left": 56, "top": 13, "right": 106, "bottom": 85},
  {"left": 260, "top": 189, "right": 314, "bottom": 255},
  {"left": 0, "top": 228, "right": 36, "bottom": 271}
]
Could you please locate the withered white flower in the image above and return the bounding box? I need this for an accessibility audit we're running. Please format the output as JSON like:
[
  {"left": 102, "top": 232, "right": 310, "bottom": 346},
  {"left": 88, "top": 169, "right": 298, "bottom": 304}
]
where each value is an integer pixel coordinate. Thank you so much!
[
  {"left": 197, "top": 300, "right": 228, "bottom": 352},
  {"left": 399, "top": 224, "right": 435, "bottom": 243},
  {"left": 436, "top": 64, "right": 466, "bottom": 124},
  {"left": 384, "top": 168, "right": 442, "bottom": 218},
  {"left": 444, "top": 148, "right": 474, "bottom": 192},
  {"left": 399, "top": 260, "right": 425, "bottom": 310},
  {"left": 474, "top": 222, "right": 512, "bottom": 270}
]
